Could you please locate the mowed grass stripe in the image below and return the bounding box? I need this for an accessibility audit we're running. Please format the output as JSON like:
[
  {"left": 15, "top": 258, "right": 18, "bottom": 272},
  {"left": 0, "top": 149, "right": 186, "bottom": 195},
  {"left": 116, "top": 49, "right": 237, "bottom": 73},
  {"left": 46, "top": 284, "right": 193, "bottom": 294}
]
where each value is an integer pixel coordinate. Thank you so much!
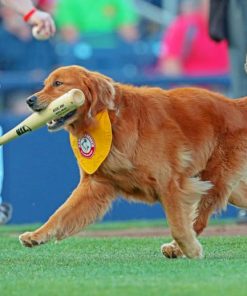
[{"left": 0, "top": 233, "right": 247, "bottom": 296}]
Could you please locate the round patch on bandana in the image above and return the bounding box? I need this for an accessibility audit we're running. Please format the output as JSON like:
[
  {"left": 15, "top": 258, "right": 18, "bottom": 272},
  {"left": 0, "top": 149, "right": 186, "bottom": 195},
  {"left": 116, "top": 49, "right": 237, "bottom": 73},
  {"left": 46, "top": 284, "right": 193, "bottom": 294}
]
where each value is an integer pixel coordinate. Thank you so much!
[{"left": 78, "top": 134, "right": 95, "bottom": 158}]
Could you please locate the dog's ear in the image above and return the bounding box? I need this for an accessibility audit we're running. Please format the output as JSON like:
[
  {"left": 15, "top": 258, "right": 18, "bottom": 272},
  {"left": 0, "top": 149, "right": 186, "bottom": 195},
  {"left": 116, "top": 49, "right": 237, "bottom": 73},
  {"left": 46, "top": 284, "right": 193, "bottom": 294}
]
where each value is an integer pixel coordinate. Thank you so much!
[{"left": 82, "top": 71, "right": 115, "bottom": 117}]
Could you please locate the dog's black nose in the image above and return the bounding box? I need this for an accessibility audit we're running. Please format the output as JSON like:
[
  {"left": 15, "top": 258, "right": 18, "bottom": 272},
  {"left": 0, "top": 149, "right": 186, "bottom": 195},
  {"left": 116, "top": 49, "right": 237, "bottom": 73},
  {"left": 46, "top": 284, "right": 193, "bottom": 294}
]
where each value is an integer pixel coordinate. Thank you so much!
[{"left": 26, "top": 95, "right": 37, "bottom": 107}]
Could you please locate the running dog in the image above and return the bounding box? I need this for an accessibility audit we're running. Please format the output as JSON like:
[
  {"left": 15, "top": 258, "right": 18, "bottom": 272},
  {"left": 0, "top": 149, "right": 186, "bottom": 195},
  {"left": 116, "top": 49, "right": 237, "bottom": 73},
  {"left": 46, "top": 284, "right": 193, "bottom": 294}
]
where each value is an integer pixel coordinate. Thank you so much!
[{"left": 19, "top": 66, "right": 247, "bottom": 258}]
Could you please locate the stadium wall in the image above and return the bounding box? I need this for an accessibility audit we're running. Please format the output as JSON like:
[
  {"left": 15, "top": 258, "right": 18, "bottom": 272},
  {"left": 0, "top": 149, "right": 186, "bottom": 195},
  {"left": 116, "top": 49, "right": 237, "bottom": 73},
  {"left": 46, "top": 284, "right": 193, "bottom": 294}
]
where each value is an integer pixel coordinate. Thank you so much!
[{"left": 0, "top": 115, "right": 238, "bottom": 224}]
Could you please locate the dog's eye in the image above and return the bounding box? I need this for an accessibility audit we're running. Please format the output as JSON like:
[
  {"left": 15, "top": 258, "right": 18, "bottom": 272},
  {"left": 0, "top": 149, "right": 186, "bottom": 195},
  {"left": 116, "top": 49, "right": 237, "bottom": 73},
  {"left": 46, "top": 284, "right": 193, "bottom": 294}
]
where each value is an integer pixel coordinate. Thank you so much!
[{"left": 53, "top": 81, "right": 63, "bottom": 87}]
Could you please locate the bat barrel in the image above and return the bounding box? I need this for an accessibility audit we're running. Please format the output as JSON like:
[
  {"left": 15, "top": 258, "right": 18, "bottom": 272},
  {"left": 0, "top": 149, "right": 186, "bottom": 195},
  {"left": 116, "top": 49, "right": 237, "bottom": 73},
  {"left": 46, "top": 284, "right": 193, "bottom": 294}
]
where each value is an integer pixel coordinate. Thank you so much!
[{"left": 47, "top": 89, "right": 85, "bottom": 119}]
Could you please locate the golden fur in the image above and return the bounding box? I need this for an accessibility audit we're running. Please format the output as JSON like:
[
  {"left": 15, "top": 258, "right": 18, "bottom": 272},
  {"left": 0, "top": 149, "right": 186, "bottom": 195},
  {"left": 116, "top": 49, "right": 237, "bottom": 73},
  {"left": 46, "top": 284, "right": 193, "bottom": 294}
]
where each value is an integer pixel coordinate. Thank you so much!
[{"left": 19, "top": 66, "right": 247, "bottom": 258}]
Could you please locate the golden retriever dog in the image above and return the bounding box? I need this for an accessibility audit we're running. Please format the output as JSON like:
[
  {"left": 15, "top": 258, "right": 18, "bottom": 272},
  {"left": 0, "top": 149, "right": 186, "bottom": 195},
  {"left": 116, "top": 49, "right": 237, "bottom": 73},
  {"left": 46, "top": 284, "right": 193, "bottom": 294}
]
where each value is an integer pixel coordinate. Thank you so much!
[{"left": 19, "top": 65, "right": 247, "bottom": 259}]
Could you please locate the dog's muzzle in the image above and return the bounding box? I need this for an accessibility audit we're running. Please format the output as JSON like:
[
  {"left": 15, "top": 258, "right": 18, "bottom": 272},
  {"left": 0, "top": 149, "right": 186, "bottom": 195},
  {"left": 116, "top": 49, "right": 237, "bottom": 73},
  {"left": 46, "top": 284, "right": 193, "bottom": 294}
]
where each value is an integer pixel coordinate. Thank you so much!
[{"left": 26, "top": 95, "right": 46, "bottom": 112}]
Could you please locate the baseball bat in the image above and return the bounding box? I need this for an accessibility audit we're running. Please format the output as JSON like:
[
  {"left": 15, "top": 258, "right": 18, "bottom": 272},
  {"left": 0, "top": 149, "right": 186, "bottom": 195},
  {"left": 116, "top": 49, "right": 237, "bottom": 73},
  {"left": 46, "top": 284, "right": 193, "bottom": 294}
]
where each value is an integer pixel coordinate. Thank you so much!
[{"left": 0, "top": 89, "right": 85, "bottom": 146}]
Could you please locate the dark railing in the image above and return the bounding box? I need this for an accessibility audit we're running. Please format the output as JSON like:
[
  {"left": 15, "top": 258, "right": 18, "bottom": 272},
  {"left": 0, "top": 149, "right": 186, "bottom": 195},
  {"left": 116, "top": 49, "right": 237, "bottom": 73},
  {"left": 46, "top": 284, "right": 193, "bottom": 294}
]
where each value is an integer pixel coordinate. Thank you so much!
[{"left": 0, "top": 70, "right": 231, "bottom": 91}]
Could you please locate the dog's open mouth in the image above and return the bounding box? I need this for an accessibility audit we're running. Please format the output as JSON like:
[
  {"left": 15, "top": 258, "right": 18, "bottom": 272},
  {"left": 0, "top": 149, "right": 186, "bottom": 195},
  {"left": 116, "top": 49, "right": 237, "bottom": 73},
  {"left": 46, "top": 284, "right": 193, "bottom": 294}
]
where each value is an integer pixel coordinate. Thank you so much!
[{"left": 46, "top": 110, "right": 76, "bottom": 131}]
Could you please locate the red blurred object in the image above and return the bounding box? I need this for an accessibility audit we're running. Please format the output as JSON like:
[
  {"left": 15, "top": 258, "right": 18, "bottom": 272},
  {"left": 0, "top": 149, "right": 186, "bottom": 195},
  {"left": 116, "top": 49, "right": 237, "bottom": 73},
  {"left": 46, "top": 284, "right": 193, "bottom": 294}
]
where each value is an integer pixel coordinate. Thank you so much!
[{"left": 37, "top": 0, "right": 56, "bottom": 12}]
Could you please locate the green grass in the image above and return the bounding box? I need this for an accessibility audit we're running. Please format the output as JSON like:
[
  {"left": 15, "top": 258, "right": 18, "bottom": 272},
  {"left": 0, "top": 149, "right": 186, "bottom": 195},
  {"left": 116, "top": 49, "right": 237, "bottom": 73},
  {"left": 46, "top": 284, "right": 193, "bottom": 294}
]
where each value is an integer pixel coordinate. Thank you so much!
[{"left": 0, "top": 221, "right": 247, "bottom": 296}]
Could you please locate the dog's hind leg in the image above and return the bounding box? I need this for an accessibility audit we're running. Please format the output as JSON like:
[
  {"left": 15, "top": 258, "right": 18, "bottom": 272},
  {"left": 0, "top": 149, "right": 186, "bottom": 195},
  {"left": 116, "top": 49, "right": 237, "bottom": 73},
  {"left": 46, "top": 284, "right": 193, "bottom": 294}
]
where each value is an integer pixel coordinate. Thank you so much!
[
  {"left": 193, "top": 141, "right": 247, "bottom": 236},
  {"left": 19, "top": 177, "right": 115, "bottom": 248},
  {"left": 161, "top": 176, "right": 212, "bottom": 259},
  {"left": 228, "top": 180, "right": 247, "bottom": 208},
  {"left": 162, "top": 175, "right": 242, "bottom": 259}
]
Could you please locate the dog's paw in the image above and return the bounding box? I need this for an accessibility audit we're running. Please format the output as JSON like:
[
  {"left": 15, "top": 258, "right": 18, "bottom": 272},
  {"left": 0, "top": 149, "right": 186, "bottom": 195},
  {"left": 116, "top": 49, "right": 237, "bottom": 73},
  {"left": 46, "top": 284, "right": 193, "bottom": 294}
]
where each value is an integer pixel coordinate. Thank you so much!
[
  {"left": 19, "top": 231, "right": 45, "bottom": 248},
  {"left": 186, "top": 243, "right": 204, "bottom": 259},
  {"left": 161, "top": 242, "right": 185, "bottom": 259}
]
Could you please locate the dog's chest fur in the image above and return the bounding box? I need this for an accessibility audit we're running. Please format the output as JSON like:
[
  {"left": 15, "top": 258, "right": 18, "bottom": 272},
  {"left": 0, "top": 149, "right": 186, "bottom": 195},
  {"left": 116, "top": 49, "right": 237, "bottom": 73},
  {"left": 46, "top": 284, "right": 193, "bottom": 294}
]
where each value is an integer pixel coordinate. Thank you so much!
[{"left": 99, "top": 145, "right": 161, "bottom": 203}]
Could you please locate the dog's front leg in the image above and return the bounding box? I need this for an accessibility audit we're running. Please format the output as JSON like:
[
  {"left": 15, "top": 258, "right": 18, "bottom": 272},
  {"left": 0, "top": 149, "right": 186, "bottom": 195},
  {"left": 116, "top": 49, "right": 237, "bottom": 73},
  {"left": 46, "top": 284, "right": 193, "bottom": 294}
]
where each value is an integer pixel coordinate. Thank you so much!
[{"left": 19, "top": 177, "right": 115, "bottom": 248}]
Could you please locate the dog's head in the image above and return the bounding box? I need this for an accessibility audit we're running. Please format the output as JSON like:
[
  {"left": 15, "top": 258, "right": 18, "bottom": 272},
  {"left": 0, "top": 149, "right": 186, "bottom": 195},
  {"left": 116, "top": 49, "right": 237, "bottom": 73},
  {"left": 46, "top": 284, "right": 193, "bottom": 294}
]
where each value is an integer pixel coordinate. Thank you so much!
[{"left": 27, "top": 66, "right": 115, "bottom": 133}]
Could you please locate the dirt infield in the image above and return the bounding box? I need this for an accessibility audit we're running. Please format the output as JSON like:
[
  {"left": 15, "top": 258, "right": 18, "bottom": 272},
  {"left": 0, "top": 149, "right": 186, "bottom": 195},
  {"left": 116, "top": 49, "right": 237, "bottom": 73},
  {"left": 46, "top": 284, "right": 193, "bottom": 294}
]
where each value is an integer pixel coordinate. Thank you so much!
[{"left": 78, "top": 224, "right": 247, "bottom": 238}]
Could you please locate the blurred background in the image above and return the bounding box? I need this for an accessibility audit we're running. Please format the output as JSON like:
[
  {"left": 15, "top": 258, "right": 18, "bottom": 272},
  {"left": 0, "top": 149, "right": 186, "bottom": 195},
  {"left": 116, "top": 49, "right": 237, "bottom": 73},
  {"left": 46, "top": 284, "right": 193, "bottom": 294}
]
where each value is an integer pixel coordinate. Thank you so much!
[{"left": 0, "top": 0, "right": 238, "bottom": 224}]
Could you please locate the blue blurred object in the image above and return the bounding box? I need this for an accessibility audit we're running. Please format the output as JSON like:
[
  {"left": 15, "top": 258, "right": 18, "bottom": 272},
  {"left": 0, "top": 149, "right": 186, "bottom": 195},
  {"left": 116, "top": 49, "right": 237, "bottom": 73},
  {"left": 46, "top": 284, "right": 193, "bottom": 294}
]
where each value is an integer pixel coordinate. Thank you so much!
[{"left": 0, "top": 126, "right": 3, "bottom": 204}]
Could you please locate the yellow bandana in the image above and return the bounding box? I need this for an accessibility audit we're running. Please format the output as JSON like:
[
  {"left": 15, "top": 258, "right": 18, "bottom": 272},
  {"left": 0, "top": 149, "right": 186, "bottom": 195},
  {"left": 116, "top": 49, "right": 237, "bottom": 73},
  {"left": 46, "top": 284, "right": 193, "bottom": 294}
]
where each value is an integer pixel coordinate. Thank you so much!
[{"left": 70, "top": 110, "right": 112, "bottom": 174}]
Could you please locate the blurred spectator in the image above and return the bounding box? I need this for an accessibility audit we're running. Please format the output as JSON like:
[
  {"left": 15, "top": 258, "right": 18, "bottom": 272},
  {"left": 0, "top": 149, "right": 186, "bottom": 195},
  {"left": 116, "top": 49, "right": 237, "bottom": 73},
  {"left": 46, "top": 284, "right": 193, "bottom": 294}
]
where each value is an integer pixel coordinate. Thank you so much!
[
  {"left": 209, "top": 0, "right": 247, "bottom": 223},
  {"left": 0, "top": 1, "right": 57, "bottom": 71},
  {"left": 0, "top": 6, "right": 57, "bottom": 71},
  {"left": 209, "top": 0, "right": 247, "bottom": 98},
  {"left": 158, "top": 0, "right": 229, "bottom": 76},
  {"left": 0, "top": 5, "right": 31, "bottom": 42},
  {"left": 0, "top": 4, "right": 57, "bottom": 113},
  {"left": 1, "top": 0, "right": 56, "bottom": 38},
  {"left": 54, "top": 0, "right": 139, "bottom": 43}
]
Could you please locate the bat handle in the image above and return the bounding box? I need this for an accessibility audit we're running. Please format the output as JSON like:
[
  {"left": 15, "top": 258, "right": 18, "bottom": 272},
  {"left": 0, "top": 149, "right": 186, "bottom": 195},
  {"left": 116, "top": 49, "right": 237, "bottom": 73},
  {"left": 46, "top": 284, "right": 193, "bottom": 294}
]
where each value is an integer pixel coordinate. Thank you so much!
[{"left": 0, "top": 89, "right": 85, "bottom": 146}]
